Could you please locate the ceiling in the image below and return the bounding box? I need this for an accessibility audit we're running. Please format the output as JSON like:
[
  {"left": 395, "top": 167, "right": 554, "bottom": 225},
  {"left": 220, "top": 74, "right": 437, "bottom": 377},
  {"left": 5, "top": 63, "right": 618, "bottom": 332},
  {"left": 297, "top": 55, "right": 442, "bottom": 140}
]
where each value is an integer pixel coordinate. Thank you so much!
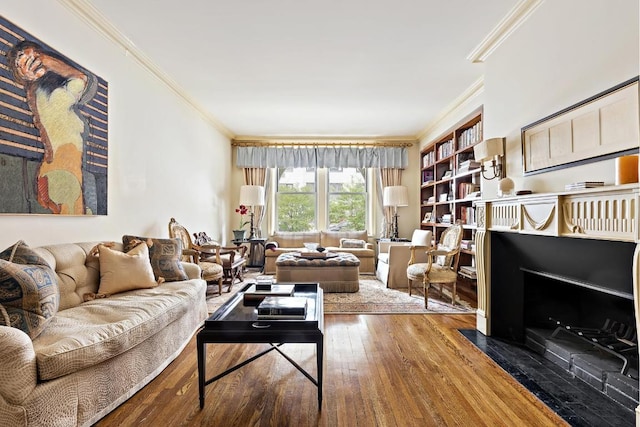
[{"left": 84, "top": 0, "right": 518, "bottom": 139}]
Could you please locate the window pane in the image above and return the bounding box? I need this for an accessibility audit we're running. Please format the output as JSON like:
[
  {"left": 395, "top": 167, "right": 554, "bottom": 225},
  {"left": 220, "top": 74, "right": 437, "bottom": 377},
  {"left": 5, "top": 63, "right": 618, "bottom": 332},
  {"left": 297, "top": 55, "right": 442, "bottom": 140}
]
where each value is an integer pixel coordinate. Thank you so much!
[
  {"left": 328, "top": 168, "right": 366, "bottom": 231},
  {"left": 277, "top": 167, "right": 316, "bottom": 231}
]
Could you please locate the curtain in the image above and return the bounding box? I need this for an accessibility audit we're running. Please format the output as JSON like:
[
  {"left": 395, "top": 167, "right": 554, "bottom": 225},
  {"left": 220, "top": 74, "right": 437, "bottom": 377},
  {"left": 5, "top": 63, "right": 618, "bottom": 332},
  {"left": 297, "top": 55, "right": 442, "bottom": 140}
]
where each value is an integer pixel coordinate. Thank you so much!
[
  {"left": 377, "top": 168, "right": 403, "bottom": 238},
  {"left": 237, "top": 145, "right": 408, "bottom": 169},
  {"left": 242, "top": 168, "right": 267, "bottom": 238}
]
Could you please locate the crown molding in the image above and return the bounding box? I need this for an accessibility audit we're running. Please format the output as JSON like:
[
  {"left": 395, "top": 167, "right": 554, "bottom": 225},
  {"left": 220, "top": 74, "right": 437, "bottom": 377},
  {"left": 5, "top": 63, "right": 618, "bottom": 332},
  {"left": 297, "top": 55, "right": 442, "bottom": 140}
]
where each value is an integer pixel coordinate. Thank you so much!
[
  {"left": 56, "top": 0, "right": 235, "bottom": 139},
  {"left": 467, "top": 0, "right": 545, "bottom": 63},
  {"left": 416, "top": 77, "right": 484, "bottom": 141}
]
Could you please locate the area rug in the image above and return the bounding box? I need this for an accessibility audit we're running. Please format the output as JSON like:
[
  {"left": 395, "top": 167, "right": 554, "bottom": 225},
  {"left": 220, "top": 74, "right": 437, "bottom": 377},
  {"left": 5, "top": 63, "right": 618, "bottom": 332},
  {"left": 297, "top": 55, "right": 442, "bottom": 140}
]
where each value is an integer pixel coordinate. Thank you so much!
[{"left": 205, "top": 273, "right": 475, "bottom": 315}]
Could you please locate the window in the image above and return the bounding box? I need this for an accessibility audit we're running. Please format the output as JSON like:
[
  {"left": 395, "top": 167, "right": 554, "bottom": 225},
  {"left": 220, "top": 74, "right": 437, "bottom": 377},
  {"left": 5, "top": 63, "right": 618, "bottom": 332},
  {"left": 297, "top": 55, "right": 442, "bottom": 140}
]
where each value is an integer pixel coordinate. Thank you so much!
[
  {"left": 327, "top": 168, "right": 366, "bottom": 231},
  {"left": 276, "top": 167, "right": 317, "bottom": 231}
]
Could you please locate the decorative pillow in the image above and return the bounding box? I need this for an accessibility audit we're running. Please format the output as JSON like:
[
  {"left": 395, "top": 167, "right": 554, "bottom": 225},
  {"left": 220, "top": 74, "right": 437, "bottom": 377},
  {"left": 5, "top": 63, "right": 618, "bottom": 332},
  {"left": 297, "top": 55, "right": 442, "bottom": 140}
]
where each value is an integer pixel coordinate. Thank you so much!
[
  {"left": 122, "top": 235, "right": 188, "bottom": 282},
  {"left": 0, "top": 241, "right": 59, "bottom": 339},
  {"left": 97, "top": 243, "right": 158, "bottom": 294},
  {"left": 340, "top": 238, "right": 367, "bottom": 249}
]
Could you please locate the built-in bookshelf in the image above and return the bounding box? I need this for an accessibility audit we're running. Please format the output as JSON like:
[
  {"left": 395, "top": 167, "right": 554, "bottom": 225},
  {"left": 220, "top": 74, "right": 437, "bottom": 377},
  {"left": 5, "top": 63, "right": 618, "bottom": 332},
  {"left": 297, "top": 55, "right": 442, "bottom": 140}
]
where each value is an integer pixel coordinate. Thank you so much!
[{"left": 419, "top": 107, "right": 483, "bottom": 283}]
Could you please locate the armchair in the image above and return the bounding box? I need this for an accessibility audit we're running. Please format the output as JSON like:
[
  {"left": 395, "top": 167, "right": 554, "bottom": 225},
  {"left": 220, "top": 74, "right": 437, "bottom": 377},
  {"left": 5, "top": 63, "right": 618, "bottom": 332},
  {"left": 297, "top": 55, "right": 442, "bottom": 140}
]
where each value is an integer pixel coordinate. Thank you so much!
[
  {"left": 168, "top": 217, "right": 224, "bottom": 295},
  {"left": 406, "top": 222, "right": 463, "bottom": 307},
  {"left": 375, "top": 229, "right": 432, "bottom": 288}
]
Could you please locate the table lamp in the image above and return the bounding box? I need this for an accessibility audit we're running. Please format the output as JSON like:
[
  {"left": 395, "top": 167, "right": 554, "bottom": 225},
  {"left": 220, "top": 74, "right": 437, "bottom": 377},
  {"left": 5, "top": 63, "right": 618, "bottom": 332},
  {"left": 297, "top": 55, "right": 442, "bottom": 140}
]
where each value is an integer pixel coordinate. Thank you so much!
[
  {"left": 383, "top": 186, "right": 409, "bottom": 240},
  {"left": 239, "top": 185, "right": 265, "bottom": 239}
]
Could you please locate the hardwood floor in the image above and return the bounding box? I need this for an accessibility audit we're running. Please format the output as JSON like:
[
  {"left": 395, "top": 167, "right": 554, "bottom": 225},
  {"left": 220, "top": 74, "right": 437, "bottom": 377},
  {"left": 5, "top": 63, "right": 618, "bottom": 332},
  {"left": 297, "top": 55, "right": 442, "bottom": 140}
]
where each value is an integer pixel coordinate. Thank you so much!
[{"left": 95, "top": 314, "right": 567, "bottom": 426}]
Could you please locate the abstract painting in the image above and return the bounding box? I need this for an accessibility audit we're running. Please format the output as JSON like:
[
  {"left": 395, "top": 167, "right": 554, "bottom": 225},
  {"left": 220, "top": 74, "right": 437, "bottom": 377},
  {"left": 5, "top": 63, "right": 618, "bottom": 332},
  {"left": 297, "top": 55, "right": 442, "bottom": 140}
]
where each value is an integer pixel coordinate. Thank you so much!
[{"left": 0, "top": 15, "right": 108, "bottom": 215}]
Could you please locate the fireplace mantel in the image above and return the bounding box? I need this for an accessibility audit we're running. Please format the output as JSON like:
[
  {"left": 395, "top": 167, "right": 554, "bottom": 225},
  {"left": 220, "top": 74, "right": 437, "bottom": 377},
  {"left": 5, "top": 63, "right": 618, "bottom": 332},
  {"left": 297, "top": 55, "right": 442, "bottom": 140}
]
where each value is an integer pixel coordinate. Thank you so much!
[
  {"left": 473, "top": 182, "right": 640, "bottom": 421},
  {"left": 473, "top": 182, "right": 639, "bottom": 334}
]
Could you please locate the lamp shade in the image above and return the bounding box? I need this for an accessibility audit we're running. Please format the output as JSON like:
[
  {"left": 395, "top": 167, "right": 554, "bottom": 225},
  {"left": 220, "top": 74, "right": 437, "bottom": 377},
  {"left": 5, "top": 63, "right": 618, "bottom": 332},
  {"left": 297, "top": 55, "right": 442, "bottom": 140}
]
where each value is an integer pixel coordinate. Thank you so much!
[
  {"left": 382, "top": 186, "right": 409, "bottom": 207},
  {"left": 474, "top": 137, "right": 505, "bottom": 162},
  {"left": 239, "top": 185, "right": 265, "bottom": 207}
]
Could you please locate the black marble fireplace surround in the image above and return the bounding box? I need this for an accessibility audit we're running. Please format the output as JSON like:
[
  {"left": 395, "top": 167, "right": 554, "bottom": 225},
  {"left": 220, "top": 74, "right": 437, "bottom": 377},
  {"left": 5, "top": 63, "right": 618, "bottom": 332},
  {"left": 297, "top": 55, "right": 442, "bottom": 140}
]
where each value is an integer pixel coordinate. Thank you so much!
[{"left": 482, "top": 232, "right": 639, "bottom": 424}]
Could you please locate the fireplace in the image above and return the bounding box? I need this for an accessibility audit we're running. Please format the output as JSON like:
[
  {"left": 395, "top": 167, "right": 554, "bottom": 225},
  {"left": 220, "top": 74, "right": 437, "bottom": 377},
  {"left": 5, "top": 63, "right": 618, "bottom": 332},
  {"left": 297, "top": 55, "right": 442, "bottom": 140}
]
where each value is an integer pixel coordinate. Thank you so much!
[
  {"left": 473, "top": 185, "right": 640, "bottom": 421},
  {"left": 489, "top": 233, "right": 636, "bottom": 342}
]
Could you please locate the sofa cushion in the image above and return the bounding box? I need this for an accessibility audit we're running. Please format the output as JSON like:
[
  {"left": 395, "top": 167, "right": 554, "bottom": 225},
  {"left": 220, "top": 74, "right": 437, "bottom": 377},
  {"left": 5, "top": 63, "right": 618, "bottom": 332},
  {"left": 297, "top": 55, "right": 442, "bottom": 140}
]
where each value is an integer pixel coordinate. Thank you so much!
[
  {"left": 32, "top": 278, "right": 203, "bottom": 380},
  {"left": 270, "top": 231, "right": 321, "bottom": 248},
  {"left": 97, "top": 243, "right": 158, "bottom": 294},
  {"left": 340, "top": 238, "right": 367, "bottom": 248},
  {"left": 122, "top": 235, "right": 188, "bottom": 282},
  {"left": 0, "top": 241, "right": 59, "bottom": 339},
  {"left": 321, "top": 230, "right": 368, "bottom": 248}
]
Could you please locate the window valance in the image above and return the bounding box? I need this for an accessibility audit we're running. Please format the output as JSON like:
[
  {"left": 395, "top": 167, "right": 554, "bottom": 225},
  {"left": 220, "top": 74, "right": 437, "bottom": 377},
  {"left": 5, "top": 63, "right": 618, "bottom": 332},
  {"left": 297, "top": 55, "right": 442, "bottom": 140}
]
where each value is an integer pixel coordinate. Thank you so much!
[{"left": 236, "top": 146, "right": 408, "bottom": 169}]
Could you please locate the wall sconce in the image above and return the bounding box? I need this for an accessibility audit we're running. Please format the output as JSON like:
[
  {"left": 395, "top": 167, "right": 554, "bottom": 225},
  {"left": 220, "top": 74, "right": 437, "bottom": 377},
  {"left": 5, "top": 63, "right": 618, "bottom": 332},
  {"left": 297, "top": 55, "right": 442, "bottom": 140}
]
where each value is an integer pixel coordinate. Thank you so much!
[
  {"left": 473, "top": 137, "right": 505, "bottom": 180},
  {"left": 239, "top": 185, "right": 265, "bottom": 239},
  {"left": 382, "top": 186, "right": 409, "bottom": 240}
]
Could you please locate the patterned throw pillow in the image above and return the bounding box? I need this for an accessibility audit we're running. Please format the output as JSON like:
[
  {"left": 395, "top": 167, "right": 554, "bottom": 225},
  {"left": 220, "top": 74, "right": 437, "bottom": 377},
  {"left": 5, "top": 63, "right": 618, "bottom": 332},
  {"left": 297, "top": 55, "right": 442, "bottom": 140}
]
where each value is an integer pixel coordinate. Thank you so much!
[
  {"left": 340, "top": 238, "right": 367, "bottom": 249},
  {"left": 0, "top": 241, "right": 59, "bottom": 339},
  {"left": 122, "top": 235, "right": 188, "bottom": 282}
]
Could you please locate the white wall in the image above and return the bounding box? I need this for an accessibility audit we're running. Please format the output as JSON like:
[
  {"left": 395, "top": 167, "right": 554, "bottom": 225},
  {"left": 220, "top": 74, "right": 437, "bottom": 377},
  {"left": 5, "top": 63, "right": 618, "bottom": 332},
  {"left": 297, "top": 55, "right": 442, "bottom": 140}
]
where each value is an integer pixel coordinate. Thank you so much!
[
  {"left": 483, "top": 0, "right": 639, "bottom": 197},
  {"left": 1, "top": 2, "right": 231, "bottom": 248}
]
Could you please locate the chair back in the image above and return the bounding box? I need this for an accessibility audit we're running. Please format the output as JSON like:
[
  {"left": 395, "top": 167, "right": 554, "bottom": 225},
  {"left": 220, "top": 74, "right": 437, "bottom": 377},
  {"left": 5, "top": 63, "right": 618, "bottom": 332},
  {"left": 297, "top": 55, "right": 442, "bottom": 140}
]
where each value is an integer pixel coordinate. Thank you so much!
[
  {"left": 435, "top": 222, "right": 463, "bottom": 270},
  {"left": 410, "top": 229, "right": 432, "bottom": 247},
  {"left": 168, "top": 218, "right": 194, "bottom": 262}
]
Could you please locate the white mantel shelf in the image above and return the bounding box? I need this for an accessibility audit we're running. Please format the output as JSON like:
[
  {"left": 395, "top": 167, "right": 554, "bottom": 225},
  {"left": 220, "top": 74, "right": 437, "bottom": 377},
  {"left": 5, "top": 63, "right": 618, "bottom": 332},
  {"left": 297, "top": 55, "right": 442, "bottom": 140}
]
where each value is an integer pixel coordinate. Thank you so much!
[
  {"left": 472, "top": 182, "right": 639, "bottom": 338},
  {"left": 474, "top": 183, "right": 639, "bottom": 243}
]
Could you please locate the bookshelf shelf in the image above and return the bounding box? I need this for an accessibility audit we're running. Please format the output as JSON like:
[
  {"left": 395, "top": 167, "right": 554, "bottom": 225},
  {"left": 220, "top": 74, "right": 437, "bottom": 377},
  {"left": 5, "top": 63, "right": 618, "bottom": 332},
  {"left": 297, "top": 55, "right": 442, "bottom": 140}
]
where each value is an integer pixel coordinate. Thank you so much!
[{"left": 419, "top": 107, "right": 483, "bottom": 283}]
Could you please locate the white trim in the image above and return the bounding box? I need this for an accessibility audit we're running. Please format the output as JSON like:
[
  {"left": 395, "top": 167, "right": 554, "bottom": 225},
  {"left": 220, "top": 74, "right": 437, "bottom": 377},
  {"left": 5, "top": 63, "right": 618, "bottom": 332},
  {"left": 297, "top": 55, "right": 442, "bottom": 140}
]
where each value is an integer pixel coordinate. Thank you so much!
[
  {"left": 467, "top": 0, "right": 545, "bottom": 63},
  {"left": 56, "top": 0, "right": 234, "bottom": 138},
  {"left": 416, "top": 77, "right": 484, "bottom": 141}
]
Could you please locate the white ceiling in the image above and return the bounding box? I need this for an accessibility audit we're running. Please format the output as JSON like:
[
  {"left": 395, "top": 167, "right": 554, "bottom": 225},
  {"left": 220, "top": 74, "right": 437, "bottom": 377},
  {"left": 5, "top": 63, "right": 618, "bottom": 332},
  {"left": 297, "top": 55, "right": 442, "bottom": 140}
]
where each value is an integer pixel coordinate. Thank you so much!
[{"left": 86, "top": 0, "right": 517, "bottom": 139}]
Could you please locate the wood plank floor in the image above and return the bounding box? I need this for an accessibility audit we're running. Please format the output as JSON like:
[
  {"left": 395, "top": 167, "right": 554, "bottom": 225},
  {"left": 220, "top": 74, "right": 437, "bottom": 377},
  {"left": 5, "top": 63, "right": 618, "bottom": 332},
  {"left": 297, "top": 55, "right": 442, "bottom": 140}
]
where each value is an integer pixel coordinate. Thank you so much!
[{"left": 95, "top": 314, "right": 567, "bottom": 426}]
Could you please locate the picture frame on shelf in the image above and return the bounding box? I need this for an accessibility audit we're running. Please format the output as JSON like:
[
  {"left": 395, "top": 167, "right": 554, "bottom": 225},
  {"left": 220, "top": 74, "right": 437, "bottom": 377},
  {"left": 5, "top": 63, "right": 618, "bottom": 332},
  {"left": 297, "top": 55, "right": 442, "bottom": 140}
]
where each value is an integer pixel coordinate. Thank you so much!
[{"left": 423, "top": 212, "right": 432, "bottom": 223}]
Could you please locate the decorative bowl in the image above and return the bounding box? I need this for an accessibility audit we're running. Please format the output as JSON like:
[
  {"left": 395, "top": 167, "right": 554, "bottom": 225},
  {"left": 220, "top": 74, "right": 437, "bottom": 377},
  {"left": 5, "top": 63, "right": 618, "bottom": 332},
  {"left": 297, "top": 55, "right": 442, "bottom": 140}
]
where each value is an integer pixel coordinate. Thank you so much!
[{"left": 303, "top": 242, "right": 319, "bottom": 251}]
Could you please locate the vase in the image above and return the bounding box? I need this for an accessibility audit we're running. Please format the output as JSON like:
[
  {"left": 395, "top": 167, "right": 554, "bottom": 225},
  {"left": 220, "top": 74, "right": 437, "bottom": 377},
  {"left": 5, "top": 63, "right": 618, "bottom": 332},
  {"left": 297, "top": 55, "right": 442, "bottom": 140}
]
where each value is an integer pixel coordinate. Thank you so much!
[{"left": 233, "top": 229, "right": 246, "bottom": 241}]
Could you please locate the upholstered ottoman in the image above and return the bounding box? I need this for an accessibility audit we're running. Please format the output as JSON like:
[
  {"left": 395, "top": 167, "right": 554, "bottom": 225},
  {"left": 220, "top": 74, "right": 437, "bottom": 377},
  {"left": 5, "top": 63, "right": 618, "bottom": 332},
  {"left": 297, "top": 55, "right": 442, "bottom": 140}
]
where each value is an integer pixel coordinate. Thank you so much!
[{"left": 275, "top": 252, "right": 360, "bottom": 292}]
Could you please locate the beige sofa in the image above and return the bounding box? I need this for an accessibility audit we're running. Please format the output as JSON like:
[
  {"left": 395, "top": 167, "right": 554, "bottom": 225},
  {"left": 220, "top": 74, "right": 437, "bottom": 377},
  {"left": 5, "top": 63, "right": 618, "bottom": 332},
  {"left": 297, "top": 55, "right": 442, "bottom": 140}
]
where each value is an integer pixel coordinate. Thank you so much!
[
  {"left": 264, "top": 231, "right": 375, "bottom": 275},
  {"left": 0, "top": 241, "right": 207, "bottom": 427}
]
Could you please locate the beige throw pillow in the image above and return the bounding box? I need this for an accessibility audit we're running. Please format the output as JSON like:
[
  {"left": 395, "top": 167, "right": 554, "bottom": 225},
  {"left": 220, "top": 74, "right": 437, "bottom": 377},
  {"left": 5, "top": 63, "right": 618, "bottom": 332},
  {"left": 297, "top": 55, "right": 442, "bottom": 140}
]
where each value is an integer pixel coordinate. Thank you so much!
[{"left": 98, "top": 243, "right": 158, "bottom": 295}]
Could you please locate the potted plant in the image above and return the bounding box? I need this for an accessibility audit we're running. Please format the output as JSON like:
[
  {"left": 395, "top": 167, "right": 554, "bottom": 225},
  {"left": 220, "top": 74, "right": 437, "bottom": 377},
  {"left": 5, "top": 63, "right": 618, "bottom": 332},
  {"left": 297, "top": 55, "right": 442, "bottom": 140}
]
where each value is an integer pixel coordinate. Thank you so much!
[{"left": 233, "top": 205, "right": 249, "bottom": 241}]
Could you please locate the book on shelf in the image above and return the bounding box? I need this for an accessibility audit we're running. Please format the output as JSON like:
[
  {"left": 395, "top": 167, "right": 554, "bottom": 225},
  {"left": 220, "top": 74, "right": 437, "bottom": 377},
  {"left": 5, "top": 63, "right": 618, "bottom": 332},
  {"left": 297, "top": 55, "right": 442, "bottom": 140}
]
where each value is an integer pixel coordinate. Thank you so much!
[
  {"left": 243, "top": 284, "right": 295, "bottom": 305},
  {"left": 458, "top": 160, "right": 481, "bottom": 172},
  {"left": 457, "top": 182, "right": 480, "bottom": 199},
  {"left": 257, "top": 296, "right": 308, "bottom": 319},
  {"left": 564, "top": 181, "right": 605, "bottom": 190}
]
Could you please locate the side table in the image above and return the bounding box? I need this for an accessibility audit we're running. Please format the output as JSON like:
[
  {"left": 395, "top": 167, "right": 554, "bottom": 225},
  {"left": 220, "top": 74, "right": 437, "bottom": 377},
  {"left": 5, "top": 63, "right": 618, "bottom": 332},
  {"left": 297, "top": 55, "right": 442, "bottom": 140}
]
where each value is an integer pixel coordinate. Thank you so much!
[{"left": 232, "top": 237, "right": 266, "bottom": 269}]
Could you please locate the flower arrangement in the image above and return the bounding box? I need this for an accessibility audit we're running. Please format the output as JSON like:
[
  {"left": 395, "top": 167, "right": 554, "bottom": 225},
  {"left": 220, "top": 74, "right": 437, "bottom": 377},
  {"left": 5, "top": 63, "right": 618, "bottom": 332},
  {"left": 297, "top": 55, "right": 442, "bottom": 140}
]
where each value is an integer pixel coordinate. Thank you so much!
[{"left": 235, "top": 205, "right": 250, "bottom": 230}]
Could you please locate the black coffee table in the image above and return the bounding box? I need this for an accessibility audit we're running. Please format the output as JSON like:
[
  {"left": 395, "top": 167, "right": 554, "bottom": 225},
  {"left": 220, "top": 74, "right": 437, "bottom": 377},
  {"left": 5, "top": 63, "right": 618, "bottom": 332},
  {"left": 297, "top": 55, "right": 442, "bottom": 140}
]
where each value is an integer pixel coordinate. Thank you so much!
[{"left": 197, "top": 282, "right": 324, "bottom": 410}]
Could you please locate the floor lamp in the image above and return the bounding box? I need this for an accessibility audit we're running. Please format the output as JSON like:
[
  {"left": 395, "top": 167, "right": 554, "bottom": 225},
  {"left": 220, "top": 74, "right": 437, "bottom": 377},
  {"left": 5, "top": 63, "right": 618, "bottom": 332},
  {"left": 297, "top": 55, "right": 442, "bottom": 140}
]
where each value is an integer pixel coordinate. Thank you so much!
[
  {"left": 383, "top": 186, "right": 409, "bottom": 240},
  {"left": 239, "top": 185, "right": 265, "bottom": 239}
]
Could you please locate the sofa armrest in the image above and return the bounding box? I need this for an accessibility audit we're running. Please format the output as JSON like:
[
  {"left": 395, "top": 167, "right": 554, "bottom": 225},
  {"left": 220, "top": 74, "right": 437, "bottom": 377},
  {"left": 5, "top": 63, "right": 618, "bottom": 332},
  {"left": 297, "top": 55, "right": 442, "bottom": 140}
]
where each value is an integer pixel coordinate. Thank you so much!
[
  {"left": 181, "top": 262, "right": 202, "bottom": 280},
  {"left": 0, "top": 326, "right": 37, "bottom": 404}
]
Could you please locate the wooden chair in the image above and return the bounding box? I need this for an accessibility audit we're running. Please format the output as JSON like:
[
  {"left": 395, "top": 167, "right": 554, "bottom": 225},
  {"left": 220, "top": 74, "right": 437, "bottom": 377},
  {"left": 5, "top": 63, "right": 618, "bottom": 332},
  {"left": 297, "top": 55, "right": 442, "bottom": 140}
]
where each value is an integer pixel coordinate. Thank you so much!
[
  {"left": 406, "top": 222, "right": 463, "bottom": 307},
  {"left": 168, "top": 218, "right": 224, "bottom": 295}
]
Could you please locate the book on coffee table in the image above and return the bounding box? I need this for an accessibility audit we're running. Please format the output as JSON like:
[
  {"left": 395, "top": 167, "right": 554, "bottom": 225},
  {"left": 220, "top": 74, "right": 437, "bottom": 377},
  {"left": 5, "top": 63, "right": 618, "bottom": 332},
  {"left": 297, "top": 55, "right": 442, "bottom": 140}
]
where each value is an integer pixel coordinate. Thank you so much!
[
  {"left": 257, "top": 296, "right": 308, "bottom": 319},
  {"left": 243, "top": 284, "right": 295, "bottom": 305}
]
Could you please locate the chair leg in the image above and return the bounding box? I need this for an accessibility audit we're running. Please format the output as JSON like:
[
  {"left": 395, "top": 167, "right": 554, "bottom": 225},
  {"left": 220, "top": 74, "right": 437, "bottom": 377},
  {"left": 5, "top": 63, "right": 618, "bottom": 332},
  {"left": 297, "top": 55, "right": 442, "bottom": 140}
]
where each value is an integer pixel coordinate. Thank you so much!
[
  {"left": 408, "top": 278, "right": 412, "bottom": 296},
  {"left": 217, "top": 277, "right": 222, "bottom": 296},
  {"left": 451, "top": 282, "right": 457, "bottom": 305},
  {"left": 423, "top": 279, "right": 429, "bottom": 309}
]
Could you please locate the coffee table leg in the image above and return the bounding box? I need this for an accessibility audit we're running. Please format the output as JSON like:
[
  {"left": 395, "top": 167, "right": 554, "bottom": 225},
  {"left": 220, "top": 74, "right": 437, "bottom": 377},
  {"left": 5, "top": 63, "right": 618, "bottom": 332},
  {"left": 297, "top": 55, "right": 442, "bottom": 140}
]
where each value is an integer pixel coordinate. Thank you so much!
[
  {"left": 317, "top": 338, "right": 323, "bottom": 410},
  {"left": 197, "top": 335, "right": 205, "bottom": 409}
]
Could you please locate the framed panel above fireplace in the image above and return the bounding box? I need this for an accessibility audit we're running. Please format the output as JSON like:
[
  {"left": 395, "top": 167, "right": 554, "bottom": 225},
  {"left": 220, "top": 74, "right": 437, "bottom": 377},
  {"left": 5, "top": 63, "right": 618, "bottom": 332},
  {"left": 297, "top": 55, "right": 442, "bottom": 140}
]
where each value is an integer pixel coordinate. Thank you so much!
[{"left": 521, "top": 76, "right": 639, "bottom": 176}]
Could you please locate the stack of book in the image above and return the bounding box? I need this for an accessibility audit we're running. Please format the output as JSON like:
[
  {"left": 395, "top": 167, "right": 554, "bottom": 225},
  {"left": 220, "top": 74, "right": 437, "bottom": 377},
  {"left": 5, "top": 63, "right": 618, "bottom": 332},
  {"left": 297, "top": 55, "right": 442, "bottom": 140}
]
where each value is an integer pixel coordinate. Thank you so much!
[
  {"left": 459, "top": 265, "right": 477, "bottom": 279},
  {"left": 458, "top": 159, "right": 481, "bottom": 173},
  {"left": 257, "top": 296, "right": 308, "bottom": 320},
  {"left": 564, "top": 181, "right": 604, "bottom": 190},
  {"left": 243, "top": 283, "right": 295, "bottom": 305},
  {"left": 441, "top": 213, "right": 452, "bottom": 224}
]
